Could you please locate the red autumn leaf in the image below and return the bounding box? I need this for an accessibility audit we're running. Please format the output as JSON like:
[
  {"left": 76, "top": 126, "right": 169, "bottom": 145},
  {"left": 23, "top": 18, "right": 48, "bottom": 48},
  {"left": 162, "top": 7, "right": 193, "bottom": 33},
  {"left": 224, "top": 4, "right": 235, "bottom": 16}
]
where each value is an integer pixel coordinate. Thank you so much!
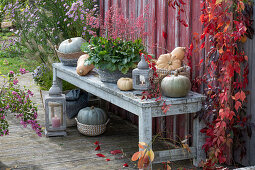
[
  {"left": 95, "top": 145, "right": 100, "bottom": 151},
  {"left": 200, "top": 42, "right": 205, "bottom": 49},
  {"left": 96, "top": 153, "right": 105, "bottom": 157},
  {"left": 234, "top": 62, "right": 241, "bottom": 74},
  {"left": 235, "top": 92, "right": 240, "bottom": 101},
  {"left": 199, "top": 59, "right": 203, "bottom": 65},
  {"left": 162, "top": 31, "right": 167, "bottom": 39},
  {"left": 244, "top": 55, "right": 248, "bottom": 61},
  {"left": 106, "top": 159, "right": 110, "bottom": 161},
  {"left": 123, "top": 163, "right": 129, "bottom": 167},
  {"left": 94, "top": 141, "right": 99, "bottom": 145},
  {"left": 110, "top": 150, "right": 123, "bottom": 155},
  {"left": 190, "top": 42, "right": 193, "bottom": 51},
  {"left": 235, "top": 101, "right": 242, "bottom": 111},
  {"left": 179, "top": 0, "right": 186, "bottom": 5},
  {"left": 240, "top": 90, "right": 246, "bottom": 102}
]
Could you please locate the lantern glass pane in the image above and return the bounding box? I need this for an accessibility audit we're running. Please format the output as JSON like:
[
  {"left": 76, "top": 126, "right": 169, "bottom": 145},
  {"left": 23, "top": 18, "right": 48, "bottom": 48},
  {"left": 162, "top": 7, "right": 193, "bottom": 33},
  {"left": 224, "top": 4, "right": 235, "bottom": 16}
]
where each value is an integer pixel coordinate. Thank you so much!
[
  {"left": 139, "top": 75, "right": 145, "bottom": 85},
  {"left": 48, "top": 101, "right": 63, "bottom": 128}
]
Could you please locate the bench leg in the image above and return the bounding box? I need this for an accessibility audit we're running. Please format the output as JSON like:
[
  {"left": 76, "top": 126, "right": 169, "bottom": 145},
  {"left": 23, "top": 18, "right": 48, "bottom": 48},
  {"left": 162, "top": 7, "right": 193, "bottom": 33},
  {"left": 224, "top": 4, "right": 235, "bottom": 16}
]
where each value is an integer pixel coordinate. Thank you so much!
[
  {"left": 193, "top": 114, "right": 206, "bottom": 167},
  {"left": 139, "top": 107, "right": 152, "bottom": 169},
  {"left": 53, "top": 67, "right": 62, "bottom": 92}
]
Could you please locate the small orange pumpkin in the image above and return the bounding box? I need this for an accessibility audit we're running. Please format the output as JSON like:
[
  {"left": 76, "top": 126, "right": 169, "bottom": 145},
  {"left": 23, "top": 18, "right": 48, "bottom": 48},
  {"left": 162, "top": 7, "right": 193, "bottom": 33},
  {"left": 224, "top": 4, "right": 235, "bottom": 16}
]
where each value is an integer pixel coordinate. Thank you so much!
[
  {"left": 156, "top": 53, "right": 182, "bottom": 71},
  {"left": 117, "top": 78, "right": 133, "bottom": 91},
  {"left": 170, "top": 47, "right": 186, "bottom": 61}
]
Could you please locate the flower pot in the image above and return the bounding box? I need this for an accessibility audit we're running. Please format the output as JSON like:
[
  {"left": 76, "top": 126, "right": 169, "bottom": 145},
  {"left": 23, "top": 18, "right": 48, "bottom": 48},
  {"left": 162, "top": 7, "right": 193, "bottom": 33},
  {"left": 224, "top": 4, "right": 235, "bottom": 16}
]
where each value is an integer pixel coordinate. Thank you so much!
[{"left": 95, "top": 68, "right": 132, "bottom": 83}]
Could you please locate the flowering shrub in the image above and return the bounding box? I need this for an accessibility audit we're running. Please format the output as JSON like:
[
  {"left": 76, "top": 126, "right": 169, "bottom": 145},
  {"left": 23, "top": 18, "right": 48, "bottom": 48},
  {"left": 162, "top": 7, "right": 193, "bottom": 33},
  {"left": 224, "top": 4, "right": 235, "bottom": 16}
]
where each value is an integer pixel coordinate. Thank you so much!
[
  {"left": 3, "top": 0, "right": 99, "bottom": 64},
  {"left": 0, "top": 69, "right": 42, "bottom": 137},
  {"left": 102, "top": 5, "right": 149, "bottom": 42}
]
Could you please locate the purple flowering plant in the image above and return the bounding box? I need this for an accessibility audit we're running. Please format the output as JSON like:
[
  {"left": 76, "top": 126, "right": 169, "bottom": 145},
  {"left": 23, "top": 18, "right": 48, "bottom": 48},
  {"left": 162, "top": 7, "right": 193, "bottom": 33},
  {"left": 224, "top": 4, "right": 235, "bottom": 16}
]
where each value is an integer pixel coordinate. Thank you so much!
[
  {"left": 4, "top": 0, "right": 99, "bottom": 67},
  {"left": 0, "top": 69, "right": 42, "bottom": 137}
]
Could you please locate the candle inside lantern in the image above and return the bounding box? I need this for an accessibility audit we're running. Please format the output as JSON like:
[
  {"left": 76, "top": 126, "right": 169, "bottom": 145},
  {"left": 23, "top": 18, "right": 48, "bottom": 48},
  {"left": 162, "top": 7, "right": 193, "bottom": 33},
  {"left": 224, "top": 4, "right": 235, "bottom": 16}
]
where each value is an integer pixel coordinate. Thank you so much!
[
  {"left": 140, "top": 75, "right": 145, "bottom": 85},
  {"left": 52, "top": 115, "right": 61, "bottom": 128}
]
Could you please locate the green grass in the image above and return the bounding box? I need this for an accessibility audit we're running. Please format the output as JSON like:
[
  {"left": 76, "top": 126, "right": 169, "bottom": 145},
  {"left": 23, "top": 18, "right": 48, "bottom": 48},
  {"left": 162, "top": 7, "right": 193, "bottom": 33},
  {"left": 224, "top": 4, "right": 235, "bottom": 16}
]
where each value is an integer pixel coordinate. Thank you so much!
[{"left": 0, "top": 57, "right": 39, "bottom": 75}]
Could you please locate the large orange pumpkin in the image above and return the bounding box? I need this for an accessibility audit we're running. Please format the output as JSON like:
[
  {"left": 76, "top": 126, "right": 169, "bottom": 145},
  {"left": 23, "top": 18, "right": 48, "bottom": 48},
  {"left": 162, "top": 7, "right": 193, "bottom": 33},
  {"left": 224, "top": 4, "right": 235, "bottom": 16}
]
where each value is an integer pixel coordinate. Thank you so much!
[{"left": 156, "top": 53, "right": 182, "bottom": 71}]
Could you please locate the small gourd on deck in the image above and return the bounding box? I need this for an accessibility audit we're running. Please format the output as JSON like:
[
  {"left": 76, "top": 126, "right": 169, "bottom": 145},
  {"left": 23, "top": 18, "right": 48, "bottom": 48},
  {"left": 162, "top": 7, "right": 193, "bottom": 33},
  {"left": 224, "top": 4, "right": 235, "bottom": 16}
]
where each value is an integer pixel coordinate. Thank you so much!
[
  {"left": 77, "top": 106, "right": 108, "bottom": 125},
  {"left": 117, "top": 77, "right": 133, "bottom": 91},
  {"left": 161, "top": 72, "right": 191, "bottom": 98},
  {"left": 76, "top": 54, "right": 94, "bottom": 76}
]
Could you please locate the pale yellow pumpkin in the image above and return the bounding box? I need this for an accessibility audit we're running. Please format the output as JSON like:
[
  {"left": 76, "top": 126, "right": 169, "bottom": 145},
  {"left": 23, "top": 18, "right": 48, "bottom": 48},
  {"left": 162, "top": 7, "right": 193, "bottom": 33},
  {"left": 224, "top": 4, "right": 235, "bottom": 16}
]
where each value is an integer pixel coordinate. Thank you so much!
[
  {"left": 170, "top": 47, "right": 186, "bottom": 61},
  {"left": 117, "top": 78, "right": 133, "bottom": 91},
  {"left": 76, "top": 54, "right": 94, "bottom": 76},
  {"left": 156, "top": 53, "right": 182, "bottom": 71}
]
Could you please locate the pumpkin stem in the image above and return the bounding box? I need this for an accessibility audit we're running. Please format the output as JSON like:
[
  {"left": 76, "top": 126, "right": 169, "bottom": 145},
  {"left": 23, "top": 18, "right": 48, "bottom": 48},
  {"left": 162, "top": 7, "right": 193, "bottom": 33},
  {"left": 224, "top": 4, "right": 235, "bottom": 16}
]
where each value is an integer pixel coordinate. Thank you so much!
[
  {"left": 68, "top": 39, "right": 72, "bottom": 43},
  {"left": 91, "top": 106, "right": 95, "bottom": 109}
]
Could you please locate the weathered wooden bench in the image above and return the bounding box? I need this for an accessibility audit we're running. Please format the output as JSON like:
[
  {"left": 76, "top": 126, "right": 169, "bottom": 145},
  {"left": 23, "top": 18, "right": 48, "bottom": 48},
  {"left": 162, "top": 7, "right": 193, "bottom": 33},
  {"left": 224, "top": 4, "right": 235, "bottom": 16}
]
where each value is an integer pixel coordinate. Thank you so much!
[{"left": 52, "top": 63, "right": 206, "bottom": 167}]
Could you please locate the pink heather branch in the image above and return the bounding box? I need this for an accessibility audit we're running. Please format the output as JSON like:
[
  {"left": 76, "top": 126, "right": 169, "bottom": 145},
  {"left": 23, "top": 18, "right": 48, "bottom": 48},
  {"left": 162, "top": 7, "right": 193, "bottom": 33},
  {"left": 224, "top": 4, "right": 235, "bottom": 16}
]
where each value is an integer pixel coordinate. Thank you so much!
[{"left": 102, "top": 5, "right": 151, "bottom": 42}]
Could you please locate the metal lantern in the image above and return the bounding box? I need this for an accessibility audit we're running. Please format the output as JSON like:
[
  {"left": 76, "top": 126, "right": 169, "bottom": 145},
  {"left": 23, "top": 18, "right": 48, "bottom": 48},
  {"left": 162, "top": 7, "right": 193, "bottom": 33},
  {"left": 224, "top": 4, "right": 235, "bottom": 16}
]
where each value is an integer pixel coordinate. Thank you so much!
[
  {"left": 44, "top": 80, "right": 66, "bottom": 137},
  {"left": 132, "top": 54, "right": 153, "bottom": 91}
]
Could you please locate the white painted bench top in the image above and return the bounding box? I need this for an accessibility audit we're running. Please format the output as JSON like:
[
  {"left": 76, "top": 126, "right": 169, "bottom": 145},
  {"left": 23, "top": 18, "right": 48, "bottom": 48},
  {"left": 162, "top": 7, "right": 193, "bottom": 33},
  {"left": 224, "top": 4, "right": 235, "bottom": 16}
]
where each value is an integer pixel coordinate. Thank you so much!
[{"left": 53, "top": 63, "right": 205, "bottom": 117}]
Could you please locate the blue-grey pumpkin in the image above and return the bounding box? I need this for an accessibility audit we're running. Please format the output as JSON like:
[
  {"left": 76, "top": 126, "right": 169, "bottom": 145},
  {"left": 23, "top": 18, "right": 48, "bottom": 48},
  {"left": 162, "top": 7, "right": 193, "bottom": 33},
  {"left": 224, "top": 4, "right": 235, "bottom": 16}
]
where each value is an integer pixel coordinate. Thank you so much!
[
  {"left": 58, "top": 37, "right": 86, "bottom": 54},
  {"left": 77, "top": 106, "right": 108, "bottom": 125}
]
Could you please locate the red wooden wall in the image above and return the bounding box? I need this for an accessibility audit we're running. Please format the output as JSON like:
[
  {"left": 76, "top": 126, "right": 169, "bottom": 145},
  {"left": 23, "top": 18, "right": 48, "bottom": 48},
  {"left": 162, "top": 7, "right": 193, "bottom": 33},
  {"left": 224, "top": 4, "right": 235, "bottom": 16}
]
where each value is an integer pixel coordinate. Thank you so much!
[{"left": 100, "top": 0, "right": 204, "bottom": 142}]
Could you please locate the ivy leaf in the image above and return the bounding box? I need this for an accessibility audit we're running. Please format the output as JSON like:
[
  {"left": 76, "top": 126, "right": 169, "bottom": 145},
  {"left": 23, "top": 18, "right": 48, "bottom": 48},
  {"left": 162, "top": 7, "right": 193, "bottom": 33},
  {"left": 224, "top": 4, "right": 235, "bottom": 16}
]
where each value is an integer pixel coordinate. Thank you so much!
[
  {"left": 235, "top": 101, "right": 242, "bottom": 111},
  {"left": 94, "top": 141, "right": 99, "bottom": 145},
  {"left": 234, "top": 92, "right": 240, "bottom": 101},
  {"left": 106, "top": 159, "right": 111, "bottom": 161},
  {"left": 240, "top": 90, "right": 246, "bottom": 102}
]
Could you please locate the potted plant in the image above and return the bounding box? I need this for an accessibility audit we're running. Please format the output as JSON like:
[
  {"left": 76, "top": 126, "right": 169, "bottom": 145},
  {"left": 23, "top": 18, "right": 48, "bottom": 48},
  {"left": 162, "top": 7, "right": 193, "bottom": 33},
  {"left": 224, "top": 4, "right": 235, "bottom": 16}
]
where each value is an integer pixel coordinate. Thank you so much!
[{"left": 81, "top": 36, "right": 146, "bottom": 83}]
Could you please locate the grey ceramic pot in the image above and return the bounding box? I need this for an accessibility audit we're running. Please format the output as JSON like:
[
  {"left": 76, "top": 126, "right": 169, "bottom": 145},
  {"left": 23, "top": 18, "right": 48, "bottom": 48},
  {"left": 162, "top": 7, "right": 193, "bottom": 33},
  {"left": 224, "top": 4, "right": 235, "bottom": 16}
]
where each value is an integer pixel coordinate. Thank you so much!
[{"left": 95, "top": 68, "right": 132, "bottom": 83}]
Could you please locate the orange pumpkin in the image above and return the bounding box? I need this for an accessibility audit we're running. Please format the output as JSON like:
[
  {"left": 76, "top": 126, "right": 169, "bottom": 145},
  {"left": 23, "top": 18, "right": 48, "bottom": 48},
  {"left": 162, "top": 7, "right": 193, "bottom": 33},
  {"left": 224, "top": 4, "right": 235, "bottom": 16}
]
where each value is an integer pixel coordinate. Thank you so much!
[
  {"left": 170, "top": 47, "right": 186, "bottom": 61},
  {"left": 156, "top": 53, "right": 182, "bottom": 71}
]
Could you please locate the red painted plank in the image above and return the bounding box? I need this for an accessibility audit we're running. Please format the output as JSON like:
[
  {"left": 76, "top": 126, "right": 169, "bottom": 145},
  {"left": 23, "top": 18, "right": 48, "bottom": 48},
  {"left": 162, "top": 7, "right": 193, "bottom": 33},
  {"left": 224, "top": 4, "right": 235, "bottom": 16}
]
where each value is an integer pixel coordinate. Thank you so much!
[{"left": 166, "top": 3, "right": 176, "bottom": 53}]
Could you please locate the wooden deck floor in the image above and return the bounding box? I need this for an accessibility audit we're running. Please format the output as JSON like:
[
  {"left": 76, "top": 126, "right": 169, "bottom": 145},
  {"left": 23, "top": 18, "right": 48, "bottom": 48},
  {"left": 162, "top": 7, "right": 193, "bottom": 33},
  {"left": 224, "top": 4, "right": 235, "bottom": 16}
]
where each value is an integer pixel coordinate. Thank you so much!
[{"left": 0, "top": 73, "right": 195, "bottom": 170}]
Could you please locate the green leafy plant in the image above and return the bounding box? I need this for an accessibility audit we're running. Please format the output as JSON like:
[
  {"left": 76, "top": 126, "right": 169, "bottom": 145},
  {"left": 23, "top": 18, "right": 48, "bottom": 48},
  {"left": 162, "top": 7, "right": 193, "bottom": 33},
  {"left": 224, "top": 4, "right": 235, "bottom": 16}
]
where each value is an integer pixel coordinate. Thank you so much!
[
  {"left": 82, "top": 36, "right": 146, "bottom": 74},
  {"left": 32, "top": 64, "right": 75, "bottom": 91}
]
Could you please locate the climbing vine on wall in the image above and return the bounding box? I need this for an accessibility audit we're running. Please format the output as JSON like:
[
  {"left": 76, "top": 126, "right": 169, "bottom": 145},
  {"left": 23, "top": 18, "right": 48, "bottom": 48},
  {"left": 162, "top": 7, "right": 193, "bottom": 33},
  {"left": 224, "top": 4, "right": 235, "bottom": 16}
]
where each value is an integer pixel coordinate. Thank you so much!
[{"left": 197, "top": 0, "right": 253, "bottom": 167}]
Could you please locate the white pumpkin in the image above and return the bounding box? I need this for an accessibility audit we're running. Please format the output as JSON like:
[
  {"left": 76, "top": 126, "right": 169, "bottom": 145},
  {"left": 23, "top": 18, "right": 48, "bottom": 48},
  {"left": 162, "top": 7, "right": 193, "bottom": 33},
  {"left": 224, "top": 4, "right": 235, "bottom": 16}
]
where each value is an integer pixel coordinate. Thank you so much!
[
  {"left": 161, "top": 74, "right": 191, "bottom": 97},
  {"left": 117, "top": 78, "right": 133, "bottom": 91},
  {"left": 58, "top": 37, "right": 86, "bottom": 54}
]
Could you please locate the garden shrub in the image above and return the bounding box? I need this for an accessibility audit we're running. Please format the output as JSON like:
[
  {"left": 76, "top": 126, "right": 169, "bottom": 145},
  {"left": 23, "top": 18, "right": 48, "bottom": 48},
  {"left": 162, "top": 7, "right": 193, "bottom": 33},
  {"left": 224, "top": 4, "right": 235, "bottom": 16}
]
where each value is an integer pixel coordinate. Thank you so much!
[
  {"left": 0, "top": 69, "right": 42, "bottom": 136},
  {"left": 3, "top": 0, "right": 99, "bottom": 90}
]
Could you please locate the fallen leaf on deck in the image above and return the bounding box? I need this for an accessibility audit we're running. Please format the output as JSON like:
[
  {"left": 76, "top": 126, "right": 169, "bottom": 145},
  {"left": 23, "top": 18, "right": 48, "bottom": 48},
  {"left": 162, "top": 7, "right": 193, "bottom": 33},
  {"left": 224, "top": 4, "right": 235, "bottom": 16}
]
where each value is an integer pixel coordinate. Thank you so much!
[
  {"left": 96, "top": 153, "right": 105, "bottom": 157},
  {"left": 110, "top": 149, "right": 122, "bottom": 155},
  {"left": 123, "top": 163, "right": 128, "bottom": 167},
  {"left": 95, "top": 145, "right": 100, "bottom": 151}
]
